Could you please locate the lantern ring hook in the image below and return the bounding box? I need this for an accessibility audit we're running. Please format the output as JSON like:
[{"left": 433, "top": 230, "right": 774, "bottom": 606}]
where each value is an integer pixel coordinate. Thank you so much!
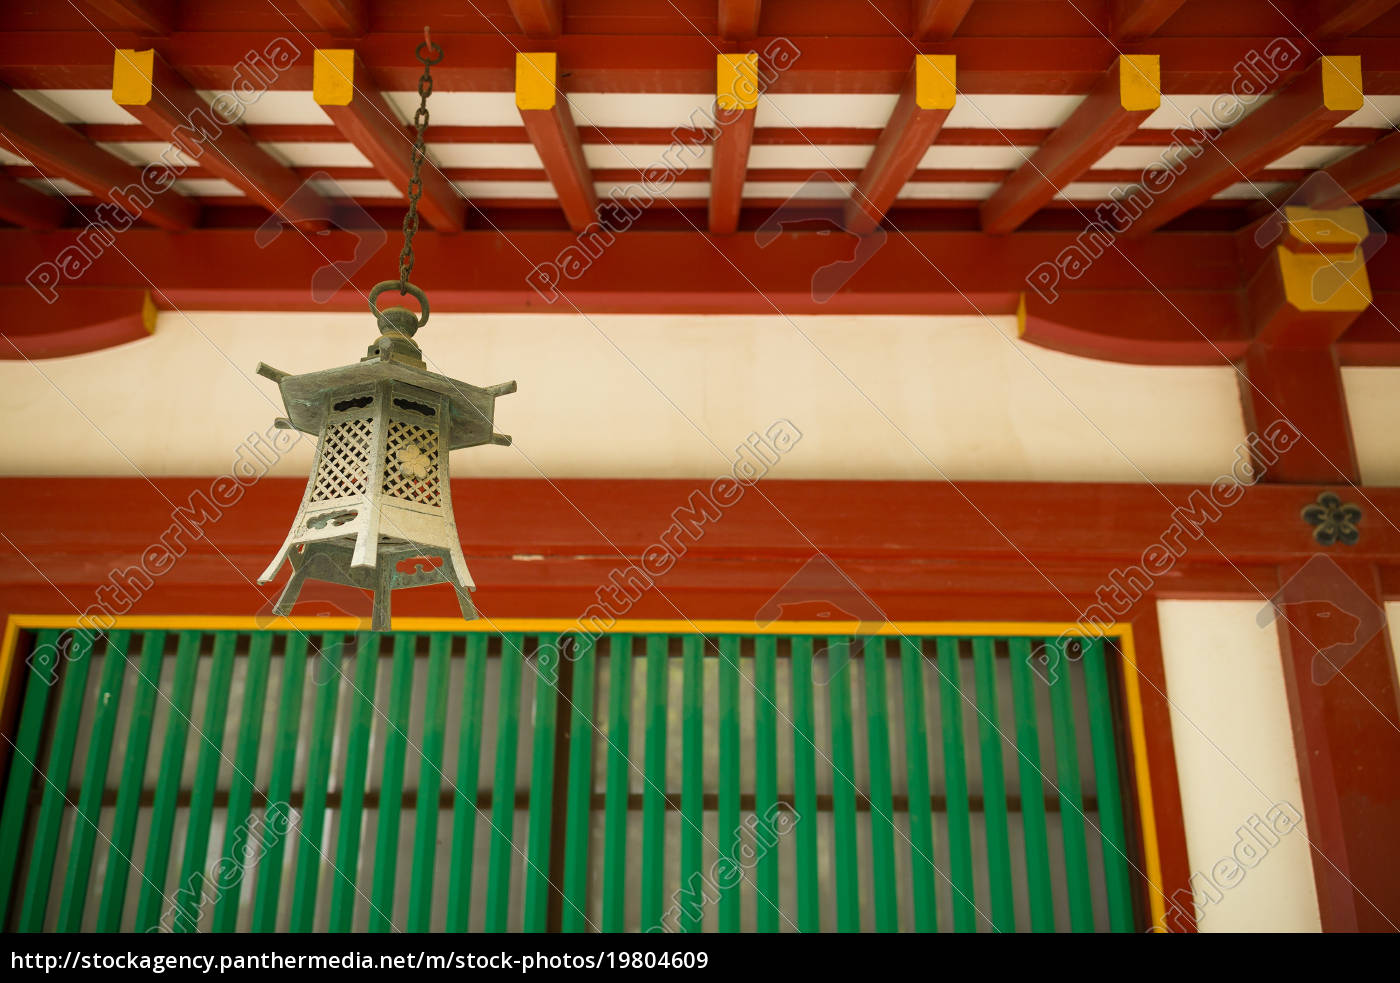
[{"left": 369, "top": 280, "right": 430, "bottom": 333}]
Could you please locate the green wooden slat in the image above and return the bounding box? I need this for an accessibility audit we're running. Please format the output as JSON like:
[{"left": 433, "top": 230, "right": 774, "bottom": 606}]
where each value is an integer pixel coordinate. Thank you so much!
[
  {"left": 789, "top": 636, "right": 819, "bottom": 933},
  {"left": 368, "top": 633, "right": 417, "bottom": 932},
  {"left": 754, "top": 635, "right": 780, "bottom": 933},
  {"left": 898, "top": 637, "right": 937, "bottom": 933},
  {"left": 289, "top": 634, "right": 345, "bottom": 932},
  {"left": 561, "top": 634, "right": 597, "bottom": 933},
  {"left": 329, "top": 633, "right": 381, "bottom": 931},
  {"left": 972, "top": 637, "right": 1015, "bottom": 932},
  {"left": 827, "top": 636, "right": 859, "bottom": 933},
  {"left": 717, "top": 634, "right": 741, "bottom": 933},
  {"left": 863, "top": 637, "right": 899, "bottom": 932},
  {"left": 1082, "top": 636, "right": 1135, "bottom": 932},
  {"left": 446, "top": 633, "right": 488, "bottom": 931},
  {"left": 1008, "top": 637, "right": 1055, "bottom": 932},
  {"left": 250, "top": 632, "right": 309, "bottom": 932},
  {"left": 18, "top": 630, "right": 95, "bottom": 931},
  {"left": 485, "top": 632, "right": 524, "bottom": 932},
  {"left": 679, "top": 634, "right": 704, "bottom": 933},
  {"left": 936, "top": 636, "right": 976, "bottom": 932},
  {"left": 639, "top": 633, "right": 668, "bottom": 931},
  {"left": 522, "top": 634, "right": 561, "bottom": 932},
  {"left": 407, "top": 633, "right": 452, "bottom": 932},
  {"left": 56, "top": 631, "right": 130, "bottom": 932},
  {"left": 211, "top": 632, "right": 273, "bottom": 934},
  {"left": 0, "top": 630, "right": 63, "bottom": 927},
  {"left": 170, "top": 631, "right": 238, "bottom": 933},
  {"left": 1047, "top": 637, "right": 1095, "bottom": 932},
  {"left": 96, "top": 630, "right": 166, "bottom": 933},
  {"left": 600, "top": 634, "right": 632, "bottom": 933},
  {"left": 131, "top": 630, "right": 201, "bottom": 933}
]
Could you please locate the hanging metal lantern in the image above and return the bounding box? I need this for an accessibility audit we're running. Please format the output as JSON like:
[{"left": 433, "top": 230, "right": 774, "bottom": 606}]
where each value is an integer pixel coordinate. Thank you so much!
[{"left": 256, "top": 32, "right": 514, "bottom": 630}]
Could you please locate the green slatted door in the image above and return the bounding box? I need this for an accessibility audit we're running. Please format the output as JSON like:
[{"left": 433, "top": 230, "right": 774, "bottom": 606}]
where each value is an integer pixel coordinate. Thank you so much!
[{"left": 0, "top": 626, "right": 1143, "bottom": 932}]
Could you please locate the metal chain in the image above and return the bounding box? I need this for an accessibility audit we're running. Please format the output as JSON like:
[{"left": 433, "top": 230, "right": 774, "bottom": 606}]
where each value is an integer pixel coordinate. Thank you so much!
[{"left": 398, "top": 30, "right": 443, "bottom": 294}]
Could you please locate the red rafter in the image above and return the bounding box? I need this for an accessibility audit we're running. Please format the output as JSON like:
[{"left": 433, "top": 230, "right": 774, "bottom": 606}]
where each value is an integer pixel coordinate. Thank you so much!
[
  {"left": 316, "top": 50, "right": 464, "bottom": 231},
  {"left": 1312, "top": 0, "right": 1400, "bottom": 39},
  {"left": 0, "top": 86, "right": 197, "bottom": 230},
  {"left": 1316, "top": 129, "right": 1400, "bottom": 204},
  {"left": 517, "top": 56, "right": 598, "bottom": 232},
  {"left": 911, "top": 0, "right": 974, "bottom": 40},
  {"left": 1129, "top": 57, "right": 1364, "bottom": 236},
  {"left": 1112, "top": 0, "right": 1186, "bottom": 40},
  {"left": 844, "top": 58, "right": 954, "bottom": 235},
  {"left": 981, "top": 56, "right": 1158, "bottom": 234},
  {"left": 115, "top": 49, "right": 329, "bottom": 226},
  {"left": 709, "top": 107, "right": 754, "bottom": 234},
  {"left": 506, "top": 0, "right": 562, "bottom": 38},
  {"left": 294, "top": 0, "right": 367, "bottom": 37},
  {"left": 718, "top": 0, "right": 761, "bottom": 40},
  {"left": 74, "top": 0, "right": 172, "bottom": 34},
  {"left": 0, "top": 174, "right": 66, "bottom": 230}
]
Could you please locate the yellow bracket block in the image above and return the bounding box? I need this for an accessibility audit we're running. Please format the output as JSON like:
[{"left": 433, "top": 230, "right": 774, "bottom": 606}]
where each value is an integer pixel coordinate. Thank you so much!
[
  {"left": 1320, "top": 55, "right": 1364, "bottom": 112},
  {"left": 516, "top": 52, "right": 557, "bottom": 111},
  {"left": 1117, "top": 54, "right": 1160, "bottom": 112},
  {"left": 112, "top": 49, "right": 155, "bottom": 106},
  {"left": 915, "top": 54, "right": 956, "bottom": 110},
  {"left": 313, "top": 49, "right": 357, "bottom": 106},
  {"left": 1284, "top": 204, "right": 1369, "bottom": 253},
  {"left": 717, "top": 53, "right": 759, "bottom": 111},
  {"left": 140, "top": 291, "right": 157, "bottom": 335},
  {"left": 1275, "top": 204, "right": 1372, "bottom": 311}
]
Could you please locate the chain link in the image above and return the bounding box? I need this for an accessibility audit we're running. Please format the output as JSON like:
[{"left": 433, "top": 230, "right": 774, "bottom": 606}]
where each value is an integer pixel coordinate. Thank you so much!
[{"left": 398, "top": 34, "right": 443, "bottom": 294}]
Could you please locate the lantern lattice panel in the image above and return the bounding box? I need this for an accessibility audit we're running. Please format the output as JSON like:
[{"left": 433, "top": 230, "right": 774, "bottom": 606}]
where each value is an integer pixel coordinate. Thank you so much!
[
  {"left": 381, "top": 420, "right": 442, "bottom": 508},
  {"left": 309, "top": 417, "right": 374, "bottom": 503}
]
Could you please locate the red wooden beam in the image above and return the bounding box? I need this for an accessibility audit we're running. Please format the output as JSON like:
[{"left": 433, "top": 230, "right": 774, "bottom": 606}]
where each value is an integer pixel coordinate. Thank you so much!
[
  {"left": 718, "top": 0, "right": 761, "bottom": 40},
  {"left": 911, "top": 0, "right": 974, "bottom": 40},
  {"left": 73, "top": 0, "right": 173, "bottom": 34},
  {"left": 516, "top": 52, "right": 597, "bottom": 232},
  {"left": 0, "top": 86, "right": 197, "bottom": 231},
  {"left": 709, "top": 53, "right": 758, "bottom": 235},
  {"left": 507, "top": 0, "right": 563, "bottom": 39},
  {"left": 1312, "top": 0, "right": 1400, "bottom": 39},
  {"left": 112, "top": 49, "right": 329, "bottom": 227},
  {"left": 1129, "top": 57, "right": 1366, "bottom": 236},
  {"left": 1240, "top": 344, "right": 1359, "bottom": 483},
  {"left": 844, "top": 55, "right": 956, "bottom": 235},
  {"left": 312, "top": 49, "right": 465, "bottom": 232},
  {"left": 1112, "top": 0, "right": 1187, "bottom": 40},
  {"left": 1017, "top": 290, "right": 1249, "bottom": 366},
  {"left": 1271, "top": 559, "right": 1400, "bottom": 931},
  {"left": 0, "top": 174, "right": 66, "bottom": 230},
  {"left": 1316, "top": 130, "right": 1400, "bottom": 204},
  {"left": 0, "top": 287, "right": 154, "bottom": 360},
  {"left": 294, "top": 0, "right": 366, "bottom": 37},
  {"left": 982, "top": 54, "right": 1160, "bottom": 235}
]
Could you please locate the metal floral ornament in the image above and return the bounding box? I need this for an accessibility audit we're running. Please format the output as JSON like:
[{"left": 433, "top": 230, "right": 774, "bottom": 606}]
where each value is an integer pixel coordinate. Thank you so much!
[
  {"left": 1302, "top": 491, "right": 1361, "bottom": 547},
  {"left": 256, "top": 31, "right": 515, "bottom": 630}
]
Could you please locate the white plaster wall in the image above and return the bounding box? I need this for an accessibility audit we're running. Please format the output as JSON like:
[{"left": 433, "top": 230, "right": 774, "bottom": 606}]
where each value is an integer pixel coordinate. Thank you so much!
[
  {"left": 1343, "top": 367, "right": 1400, "bottom": 486},
  {"left": 0, "top": 312, "right": 1248, "bottom": 482},
  {"left": 1156, "top": 599, "right": 1321, "bottom": 932}
]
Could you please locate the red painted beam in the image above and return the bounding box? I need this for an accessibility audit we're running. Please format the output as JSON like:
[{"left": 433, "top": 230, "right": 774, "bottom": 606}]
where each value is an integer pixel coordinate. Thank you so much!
[
  {"left": 1312, "top": 0, "right": 1400, "bottom": 39},
  {"left": 911, "top": 0, "right": 974, "bottom": 40},
  {"left": 718, "top": 0, "right": 762, "bottom": 40},
  {"left": 1112, "top": 0, "right": 1187, "bottom": 40},
  {"left": 112, "top": 49, "right": 329, "bottom": 227},
  {"left": 312, "top": 49, "right": 465, "bottom": 232},
  {"left": 1316, "top": 130, "right": 1400, "bottom": 205},
  {"left": 1018, "top": 290, "right": 1250, "bottom": 366},
  {"left": 709, "top": 53, "right": 759, "bottom": 235},
  {"left": 1271, "top": 560, "right": 1400, "bottom": 931},
  {"left": 0, "top": 287, "right": 154, "bottom": 360},
  {"left": 1241, "top": 344, "right": 1358, "bottom": 483},
  {"left": 516, "top": 53, "right": 597, "bottom": 232},
  {"left": 73, "top": 0, "right": 173, "bottom": 34},
  {"left": 294, "top": 0, "right": 366, "bottom": 37},
  {"left": 507, "top": 0, "right": 563, "bottom": 39},
  {"left": 0, "top": 86, "right": 197, "bottom": 231},
  {"left": 1129, "top": 57, "right": 1367, "bottom": 236},
  {"left": 981, "top": 55, "right": 1160, "bottom": 235},
  {"left": 844, "top": 55, "right": 956, "bottom": 235},
  {"left": 0, "top": 174, "right": 66, "bottom": 230}
]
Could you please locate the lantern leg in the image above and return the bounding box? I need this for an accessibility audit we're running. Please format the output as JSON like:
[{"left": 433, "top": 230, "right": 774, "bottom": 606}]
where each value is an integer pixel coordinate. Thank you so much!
[
  {"left": 371, "top": 563, "right": 393, "bottom": 632},
  {"left": 272, "top": 562, "right": 311, "bottom": 616},
  {"left": 452, "top": 583, "right": 476, "bottom": 621},
  {"left": 446, "top": 541, "right": 477, "bottom": 590},
  {"left": 258, "top": 536, "right": 296, "bottom": 584}
]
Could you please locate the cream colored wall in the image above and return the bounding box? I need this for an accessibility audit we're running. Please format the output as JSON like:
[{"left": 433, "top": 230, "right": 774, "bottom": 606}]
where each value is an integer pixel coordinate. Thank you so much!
[
  {"left": 0, "top": 311, "right": 1249, "bottom": 482},
  {"left": 1343, "top": 367, "right": 1400, "bottom": 486},
  {"left": 1156, "top": 599, "right": 1321, "bottom": 932}
]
